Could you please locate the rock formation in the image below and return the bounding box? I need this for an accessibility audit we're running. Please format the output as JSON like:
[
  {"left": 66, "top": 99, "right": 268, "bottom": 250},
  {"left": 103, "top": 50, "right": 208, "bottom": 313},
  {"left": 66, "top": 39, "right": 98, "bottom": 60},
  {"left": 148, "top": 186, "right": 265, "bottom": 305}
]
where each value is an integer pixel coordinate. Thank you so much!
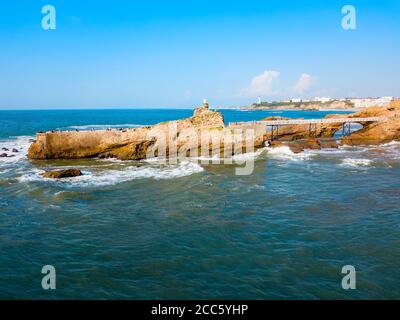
[
  {"left": 259, "top": 115, "right": 346, "bottom": 141},
  {"left": 268, "top": 138, "right": 338, "bottom": 153},
  {"left": 28, "top": 106, "right": 262, "bottom": 161},
  {"left": 342, "top": 100, "right": 400, "bottom": 145},
  {"left": 27, "top": 100, "right": 400, "bottom": 161},
  {"left": 41, "top": 169, "right": 83, "bottom": 179},
  {"left": 261, "top": 100, "right": 400, "bottom": 146}
]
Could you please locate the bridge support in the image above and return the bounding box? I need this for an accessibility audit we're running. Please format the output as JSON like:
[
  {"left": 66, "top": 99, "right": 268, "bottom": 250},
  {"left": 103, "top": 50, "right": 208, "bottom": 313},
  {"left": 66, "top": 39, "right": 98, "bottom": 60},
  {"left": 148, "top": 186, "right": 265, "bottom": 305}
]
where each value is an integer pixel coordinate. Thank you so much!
[
  {"left": 309, "top": 123, "right": 318, "bottom": 138},
  {"left": 269, "top": 125, "right": 279, "bottom": 141},
  {"left": 342, "top": 123, "right": 352, "bottom": 136}
]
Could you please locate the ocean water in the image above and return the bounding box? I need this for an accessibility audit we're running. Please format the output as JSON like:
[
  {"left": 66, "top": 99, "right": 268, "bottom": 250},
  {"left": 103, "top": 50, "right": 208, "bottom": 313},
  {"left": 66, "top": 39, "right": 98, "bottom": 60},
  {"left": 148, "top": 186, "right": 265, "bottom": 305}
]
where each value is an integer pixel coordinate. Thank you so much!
[{"left": 1, "top": 108, "right": 400, "bottom": 299}]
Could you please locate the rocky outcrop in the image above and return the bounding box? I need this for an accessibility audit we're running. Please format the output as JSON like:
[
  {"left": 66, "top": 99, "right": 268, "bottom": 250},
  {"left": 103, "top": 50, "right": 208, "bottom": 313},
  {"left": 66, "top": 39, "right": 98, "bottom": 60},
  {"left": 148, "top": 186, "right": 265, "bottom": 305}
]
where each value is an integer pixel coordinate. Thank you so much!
[
  {"left": 260, "top": 115, "right": 346, "bottom": 141},
  {"left": 261, "top": 100, "right": 400, "bottom": 146},
  {"left": 28, "top": 106, "right": 262, "bottom": 161},
  {"left": 318, "top": 139, "right": 339, "bottom": 149},
  {"left": 342, "top": 100, "right": 400, "bottom": 145},
  {"left": 41, "top": 169, "right": 83, "bottom": 179},
  {"left": 268, "top": 138, "right": 339, "bottom": 153},
  {"left": 27, "top": 100, "right": 400, "bottom": 161}
]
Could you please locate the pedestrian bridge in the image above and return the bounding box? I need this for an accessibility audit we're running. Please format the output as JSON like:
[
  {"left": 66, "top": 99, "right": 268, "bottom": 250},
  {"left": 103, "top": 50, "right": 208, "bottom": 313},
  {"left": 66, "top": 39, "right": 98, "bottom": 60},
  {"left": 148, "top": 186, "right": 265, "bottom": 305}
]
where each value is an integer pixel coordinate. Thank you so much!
[
  {"left": 229, "top": 116, "right": 385, "bottom": 140},
  {"left": 229, "top": 117, "right": 384, "bottom": 126}
]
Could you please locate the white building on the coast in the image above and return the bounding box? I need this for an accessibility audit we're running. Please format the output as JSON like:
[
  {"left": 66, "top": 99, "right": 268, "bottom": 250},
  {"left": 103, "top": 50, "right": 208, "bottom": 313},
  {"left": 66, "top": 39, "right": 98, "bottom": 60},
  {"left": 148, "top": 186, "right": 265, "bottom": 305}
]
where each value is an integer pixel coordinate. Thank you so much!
[
  {"left": 291, "top": 98, "right": 302, "bottom": 103},
  {"left": 349, "top": 96, "right": 393, "bottom": 108},
  {"left": 314, "top": 96, "right": 331, "bottom": 103}
]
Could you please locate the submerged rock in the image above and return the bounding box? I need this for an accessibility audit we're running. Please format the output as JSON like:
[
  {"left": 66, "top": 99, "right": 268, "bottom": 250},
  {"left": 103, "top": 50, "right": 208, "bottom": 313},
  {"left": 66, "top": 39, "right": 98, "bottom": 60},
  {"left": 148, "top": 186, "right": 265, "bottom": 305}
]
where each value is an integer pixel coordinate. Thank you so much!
[
  {"left": 0, "top": 153, "right": 8, "bottom": 157},
  {"left": 319, "top": 139, "right": 339, "bottom": 149},
  {"left": 1, "top": 148, "right": 9, "bottom": 151},
  {"left": 269, "top": 138, "right": 339, "bottom": 154},
  {"left": 41, "top": 169, "right": 83, "bottom": 179},
  {"left": 12, "top": 148, "right": 19, "bottom": 153},
  {"left": 267, "top": 141, "right": 285, "bottom": 148},
  {"left": 287, "top": 138, "right": 320, "bottom": 153}
]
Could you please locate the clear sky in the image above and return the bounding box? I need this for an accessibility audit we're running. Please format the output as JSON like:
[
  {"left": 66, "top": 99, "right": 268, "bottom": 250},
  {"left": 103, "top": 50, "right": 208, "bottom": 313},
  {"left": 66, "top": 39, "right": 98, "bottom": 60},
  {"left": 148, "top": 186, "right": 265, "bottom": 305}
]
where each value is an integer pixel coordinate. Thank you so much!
[{"left": 0, "top": 0, "right": 399, "bottom": 108}]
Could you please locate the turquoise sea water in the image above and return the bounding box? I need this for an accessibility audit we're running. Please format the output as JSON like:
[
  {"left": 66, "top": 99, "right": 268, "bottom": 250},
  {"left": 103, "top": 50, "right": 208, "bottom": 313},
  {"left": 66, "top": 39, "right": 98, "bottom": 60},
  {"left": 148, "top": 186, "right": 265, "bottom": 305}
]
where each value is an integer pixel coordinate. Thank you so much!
[{"left": 1, "top": 109, "right": 400, "bottom": 299}]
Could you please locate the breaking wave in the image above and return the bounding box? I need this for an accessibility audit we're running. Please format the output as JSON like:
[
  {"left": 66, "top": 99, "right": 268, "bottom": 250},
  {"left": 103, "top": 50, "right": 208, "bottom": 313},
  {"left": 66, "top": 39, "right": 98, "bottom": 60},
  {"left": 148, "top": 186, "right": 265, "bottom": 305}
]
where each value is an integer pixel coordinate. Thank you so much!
[
  {"left": 340, "top": 158, "right": 374, "bottom": 168},
  {"left": 193, "top": 148, "right": 267, "bottom": 162},
  {"left": 0, "top": 136, "right": 32, "bottom": 165},
  {"left": 18, "top": 160, "right": 204, "bottom": 187},
  {"left": 266, "top": 146, "right": 314, "bottom": 161},
  {"left": 63, "top": 124, "right": 144, "bottom": 130}
]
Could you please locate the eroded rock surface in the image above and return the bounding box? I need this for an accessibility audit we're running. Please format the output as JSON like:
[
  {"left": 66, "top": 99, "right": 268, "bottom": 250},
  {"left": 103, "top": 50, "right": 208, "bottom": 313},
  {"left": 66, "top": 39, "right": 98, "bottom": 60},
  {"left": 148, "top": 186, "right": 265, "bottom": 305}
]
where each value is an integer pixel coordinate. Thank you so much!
[
  {"left": 261, "top": 100, "right": 400, "bottom": 146},
  {"left": 342, "top": 100, "right": 400, "bottom": 145},
  {"left": 28, "top": 106, "right": 260, "bottom": 161},
  {"left": 41, "top": 169, "right": 83, "bottom": 179},
  {"left": 268, "top": 138, "right": 339, "bottom": 153},
  {"left": 27, "top": 100, "right": 400, "bottom": 161}
]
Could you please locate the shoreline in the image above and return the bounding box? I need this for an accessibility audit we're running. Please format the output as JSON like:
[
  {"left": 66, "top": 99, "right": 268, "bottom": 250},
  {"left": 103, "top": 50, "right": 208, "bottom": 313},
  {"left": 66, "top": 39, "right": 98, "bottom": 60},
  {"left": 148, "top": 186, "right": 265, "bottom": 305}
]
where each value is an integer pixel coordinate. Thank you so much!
[{"left": 238, "top": 107, "right": 359, "bottom": 112}]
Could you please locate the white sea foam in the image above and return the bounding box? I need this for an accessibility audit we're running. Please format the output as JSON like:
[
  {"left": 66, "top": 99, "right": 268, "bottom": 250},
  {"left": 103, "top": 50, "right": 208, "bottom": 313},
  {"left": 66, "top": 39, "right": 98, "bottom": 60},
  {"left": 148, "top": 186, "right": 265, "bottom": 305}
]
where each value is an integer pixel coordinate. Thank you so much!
[
  {"left": 64, "top": 124, "right": 144, "bottom": 130},
  {"left": 192, "top": 147, "right": 267, "bottom": 162},
  {"left": 266, "top": 146, "right": 314, "bottom": 161},
  {"left": 337, "top": 141, "right": 400, "bottom": 162},
  {"left": 18, "top": 160, "right": 204, "bottom": 187},
  {"left": 381, "top": 141, "right": 400, "bottom": 148},
  {"left": 231, "top": 148, "right": 267, "bottom": 162},
  {"left": 0, "top": 136, "right": 32, "bottom": 164},
  {"left": 379, "top": 141, "right": 400, "bottom": 158},
  {"left": 340, "top": 158, "right": 374, "bottom": 168}
]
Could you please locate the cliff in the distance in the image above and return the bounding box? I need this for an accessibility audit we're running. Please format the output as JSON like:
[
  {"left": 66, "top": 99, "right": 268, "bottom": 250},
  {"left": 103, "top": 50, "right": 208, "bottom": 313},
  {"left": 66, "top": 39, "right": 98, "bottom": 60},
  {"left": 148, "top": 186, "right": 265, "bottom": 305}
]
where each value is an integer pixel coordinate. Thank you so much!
[{"left": 245, "top": 99, "right": 355, "bottom": 110}]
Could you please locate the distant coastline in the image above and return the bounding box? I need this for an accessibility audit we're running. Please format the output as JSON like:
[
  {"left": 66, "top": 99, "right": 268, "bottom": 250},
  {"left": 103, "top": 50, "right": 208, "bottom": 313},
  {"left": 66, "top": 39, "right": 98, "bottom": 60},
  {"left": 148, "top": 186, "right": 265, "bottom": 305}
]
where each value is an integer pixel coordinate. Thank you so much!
[{"left": 235, "top": 96, "right": 395, "bottom": 112}]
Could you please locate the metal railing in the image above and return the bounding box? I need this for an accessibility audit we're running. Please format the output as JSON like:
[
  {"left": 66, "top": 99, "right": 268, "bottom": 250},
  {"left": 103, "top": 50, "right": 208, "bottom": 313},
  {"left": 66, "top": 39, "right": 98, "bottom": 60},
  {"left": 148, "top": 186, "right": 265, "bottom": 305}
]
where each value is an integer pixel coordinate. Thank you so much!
[{"left": 229, "top": 117, "right": 384, "bottom": 126}]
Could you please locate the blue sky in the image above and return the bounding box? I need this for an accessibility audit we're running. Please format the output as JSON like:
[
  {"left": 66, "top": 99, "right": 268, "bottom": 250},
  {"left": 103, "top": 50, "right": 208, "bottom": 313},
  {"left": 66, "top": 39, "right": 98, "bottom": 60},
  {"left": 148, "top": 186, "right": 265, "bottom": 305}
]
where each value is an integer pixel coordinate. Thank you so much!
[{"left": 0, "top": 0, "right": 399, "bottom": 108}]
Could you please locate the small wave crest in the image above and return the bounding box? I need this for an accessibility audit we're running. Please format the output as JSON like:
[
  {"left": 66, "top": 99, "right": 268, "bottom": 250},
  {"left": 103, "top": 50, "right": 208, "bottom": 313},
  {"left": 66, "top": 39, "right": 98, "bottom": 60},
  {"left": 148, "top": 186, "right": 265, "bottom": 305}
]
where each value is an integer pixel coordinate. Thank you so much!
[
  {"left": 266, "top": 146, "right": 314, "bottom": 161},
  {"left": 192, "top": 148, "right": 267, "bottom": 162},
  {"left": 340, "top": 158, "right": 373, "bottom": 168},
  {"left": 62, "top": 124, "right": 144, "bottom": 130}
]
